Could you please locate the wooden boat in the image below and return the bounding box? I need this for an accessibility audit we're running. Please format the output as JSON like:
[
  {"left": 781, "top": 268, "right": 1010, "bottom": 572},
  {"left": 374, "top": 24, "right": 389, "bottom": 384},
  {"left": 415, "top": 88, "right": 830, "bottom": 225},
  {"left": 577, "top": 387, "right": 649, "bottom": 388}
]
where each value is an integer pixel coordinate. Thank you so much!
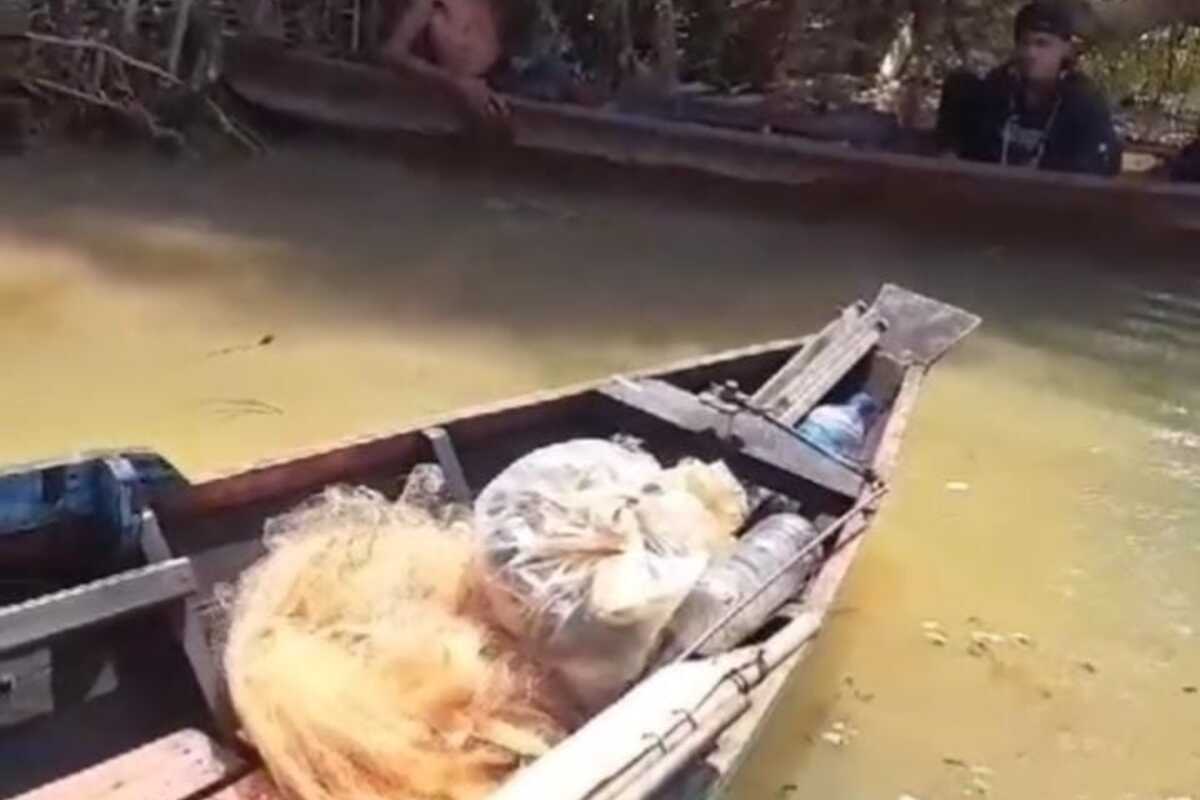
[
  {"left": 221, "top": 38, "right": 1200, "bottom": 237},
  {"left": 0, "top": 285, "right": 978, "bottom": 800}
]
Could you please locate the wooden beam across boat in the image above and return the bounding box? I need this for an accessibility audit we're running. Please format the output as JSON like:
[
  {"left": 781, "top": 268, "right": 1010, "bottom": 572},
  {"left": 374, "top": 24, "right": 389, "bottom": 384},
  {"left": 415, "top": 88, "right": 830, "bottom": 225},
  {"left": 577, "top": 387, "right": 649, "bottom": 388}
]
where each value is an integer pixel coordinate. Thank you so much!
[
  {"left": 0, "top": 558, "right": 196, "bottom": 655},
  {"left": 222, "top": 39, "right": 1200, "bottom": 236},
  {"left": 597, "top": 376, "right": 866, "bottom": 497}
]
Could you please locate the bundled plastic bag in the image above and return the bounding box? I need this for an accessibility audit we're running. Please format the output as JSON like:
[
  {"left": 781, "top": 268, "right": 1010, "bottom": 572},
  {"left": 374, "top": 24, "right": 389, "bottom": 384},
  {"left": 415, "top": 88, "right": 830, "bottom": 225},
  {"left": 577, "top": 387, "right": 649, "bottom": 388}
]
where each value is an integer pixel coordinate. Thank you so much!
[{"left": 473, "top": 439, "right": 747, "bottom": 712}]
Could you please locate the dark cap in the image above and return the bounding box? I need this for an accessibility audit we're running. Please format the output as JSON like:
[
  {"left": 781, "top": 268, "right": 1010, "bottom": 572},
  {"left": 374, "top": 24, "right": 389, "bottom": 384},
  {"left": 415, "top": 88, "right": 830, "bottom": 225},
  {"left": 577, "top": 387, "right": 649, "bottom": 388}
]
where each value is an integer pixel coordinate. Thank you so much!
[{"left": 1014, "top": 1, "right": 1075, "bottom": 42}]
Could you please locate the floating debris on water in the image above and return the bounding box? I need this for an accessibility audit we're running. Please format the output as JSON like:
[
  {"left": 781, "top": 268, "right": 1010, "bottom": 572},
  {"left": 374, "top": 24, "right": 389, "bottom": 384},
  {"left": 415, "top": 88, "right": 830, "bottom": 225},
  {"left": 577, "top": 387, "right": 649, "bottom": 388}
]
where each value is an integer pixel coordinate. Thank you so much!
[
  {"left": 940, "top": 758, "right": 995, "bottom": 796},
  {"left": 201, "top": 397, "right": 285, "bottom": 419},
  {"left": 966, "top": 630, "right": 1008, "bottom": 657},
  {"left": 205, "top": 334, "right": 277, "bottom": 359},
  {"left": 970, "top": 631, "right": 1006, "bottom": 646},
  {"left": 841, "top": 675, "right": 875, "bottom": 702},
  {"left": 820, "top": 731, "right": 847, "bottom": 747},
  {"left": 820, "top": 720, "right": 858, "bottom": 748},
  {"left": 922, "top": 620, "right": 950, "bottom": 647},
  {"left": 968, "top": 775, "right": 992, "bottom": 795}
]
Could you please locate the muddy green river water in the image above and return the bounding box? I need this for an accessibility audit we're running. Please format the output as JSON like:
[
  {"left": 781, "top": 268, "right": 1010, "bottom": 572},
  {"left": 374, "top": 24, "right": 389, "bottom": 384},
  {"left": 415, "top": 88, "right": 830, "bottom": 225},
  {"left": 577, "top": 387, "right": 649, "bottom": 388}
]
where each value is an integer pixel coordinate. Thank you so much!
[{"left": 1, "top": 146, "right": 1197, "bottom": 799}]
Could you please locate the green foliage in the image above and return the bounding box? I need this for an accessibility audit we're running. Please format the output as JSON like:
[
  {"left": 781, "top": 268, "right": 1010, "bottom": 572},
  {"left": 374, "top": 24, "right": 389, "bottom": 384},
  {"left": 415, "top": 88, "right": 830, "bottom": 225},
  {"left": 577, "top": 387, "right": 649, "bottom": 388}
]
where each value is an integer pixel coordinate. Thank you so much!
[
  {"left": 1083, "top": 25, "right": 1200, "bottom": 112},
  {"left": 551, "top": 0, "right": 783, "bottom": 89}
]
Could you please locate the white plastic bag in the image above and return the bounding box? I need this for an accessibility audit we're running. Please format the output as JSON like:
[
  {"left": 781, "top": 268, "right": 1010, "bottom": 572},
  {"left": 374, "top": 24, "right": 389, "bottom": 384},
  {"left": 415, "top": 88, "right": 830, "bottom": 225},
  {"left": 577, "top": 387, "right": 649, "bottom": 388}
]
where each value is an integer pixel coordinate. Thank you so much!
[{"left": 473, "top": 439, "right": 747, "bottom": 712}]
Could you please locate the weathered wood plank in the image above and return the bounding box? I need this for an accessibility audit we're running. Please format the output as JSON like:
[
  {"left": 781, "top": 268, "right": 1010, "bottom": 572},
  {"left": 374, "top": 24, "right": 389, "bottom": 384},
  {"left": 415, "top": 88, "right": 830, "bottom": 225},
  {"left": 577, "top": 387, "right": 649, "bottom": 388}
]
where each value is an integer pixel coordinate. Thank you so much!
[
  {"left": 0, "top": 559, "right": 197, "bottom": 655},
  {"left": 751, "top": 303, "right": 865, "bottom": 409},
  {"left": 872, "top": 283, "right": 982, "bottom": 365},
  {"left": 753, "top": 305, "right": 885, "bottom": 426},
  {"left": 201, "top": 770, "right": 279, "bottom": 800},
  {"left": 599, "top": 377, "right": 864, "bottom": 498},
  {"left": 11, "top": 728, "right": 242, "bottom": 800}
]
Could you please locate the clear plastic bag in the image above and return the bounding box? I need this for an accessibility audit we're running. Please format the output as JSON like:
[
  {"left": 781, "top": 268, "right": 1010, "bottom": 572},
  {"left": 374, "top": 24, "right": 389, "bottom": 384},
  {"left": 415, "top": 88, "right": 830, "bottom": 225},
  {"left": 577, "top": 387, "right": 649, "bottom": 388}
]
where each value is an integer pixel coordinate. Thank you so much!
[{"left": 473, "top": 439, "right": 747, "bottom": 712}]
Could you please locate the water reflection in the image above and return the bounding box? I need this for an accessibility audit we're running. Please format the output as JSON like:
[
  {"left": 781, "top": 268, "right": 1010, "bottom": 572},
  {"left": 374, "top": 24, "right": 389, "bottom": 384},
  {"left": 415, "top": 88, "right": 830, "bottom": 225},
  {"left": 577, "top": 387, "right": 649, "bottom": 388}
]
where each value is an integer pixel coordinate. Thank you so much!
[{"left": 0, "top": 145, "right": 1196, "bottom": 798}]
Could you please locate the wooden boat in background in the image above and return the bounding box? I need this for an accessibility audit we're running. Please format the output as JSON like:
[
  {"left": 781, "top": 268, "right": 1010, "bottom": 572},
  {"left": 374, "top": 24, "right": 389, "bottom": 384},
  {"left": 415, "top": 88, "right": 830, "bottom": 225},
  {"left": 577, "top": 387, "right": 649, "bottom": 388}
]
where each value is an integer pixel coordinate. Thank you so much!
[
  {"left": 0, "top": 285, "right": 978, "bottom": 800},
  {"left": 221, "top": 38, "right": 1200, "bottom": 237}
]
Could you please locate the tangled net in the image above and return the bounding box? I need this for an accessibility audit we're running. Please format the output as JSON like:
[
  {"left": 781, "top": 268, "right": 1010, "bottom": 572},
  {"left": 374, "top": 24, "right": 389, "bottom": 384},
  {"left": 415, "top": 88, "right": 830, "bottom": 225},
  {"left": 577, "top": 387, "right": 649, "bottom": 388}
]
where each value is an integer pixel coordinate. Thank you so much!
[{"left": 224, "top": 485, "right": 567, "bottom": 800}]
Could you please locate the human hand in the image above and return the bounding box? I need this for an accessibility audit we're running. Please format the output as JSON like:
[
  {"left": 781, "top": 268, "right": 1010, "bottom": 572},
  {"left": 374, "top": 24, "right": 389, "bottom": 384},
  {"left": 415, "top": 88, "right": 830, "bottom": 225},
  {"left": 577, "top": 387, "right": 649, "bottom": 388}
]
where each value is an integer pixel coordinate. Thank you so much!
[{"left": 456, "top": 77, "right": 509, "bottom": 122}]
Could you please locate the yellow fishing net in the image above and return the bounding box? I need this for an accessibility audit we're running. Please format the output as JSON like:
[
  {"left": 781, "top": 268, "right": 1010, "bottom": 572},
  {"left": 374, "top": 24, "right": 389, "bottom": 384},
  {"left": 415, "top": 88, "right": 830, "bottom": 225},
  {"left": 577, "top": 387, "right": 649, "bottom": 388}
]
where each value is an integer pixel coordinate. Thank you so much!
[{"left": 224, "top": 485, "right": 567, "bottom": 800}]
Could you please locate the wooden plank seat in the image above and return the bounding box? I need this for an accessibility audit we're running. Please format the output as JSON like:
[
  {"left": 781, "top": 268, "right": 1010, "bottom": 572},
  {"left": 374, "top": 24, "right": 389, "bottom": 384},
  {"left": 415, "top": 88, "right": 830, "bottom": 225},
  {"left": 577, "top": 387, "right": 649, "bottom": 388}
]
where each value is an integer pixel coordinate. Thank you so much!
[
  {"left": 200, "top": 770, "right": 279, "bottom": 800},
  {"left": 10, "top": 728, "right": 244, "bottom": 800}
]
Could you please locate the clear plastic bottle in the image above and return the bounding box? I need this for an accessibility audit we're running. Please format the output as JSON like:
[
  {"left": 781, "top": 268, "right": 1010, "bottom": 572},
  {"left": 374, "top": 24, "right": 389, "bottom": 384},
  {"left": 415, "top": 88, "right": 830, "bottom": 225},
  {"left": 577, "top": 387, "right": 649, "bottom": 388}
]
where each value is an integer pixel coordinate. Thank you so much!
[
  {"left": 796, "top": 391, "right": 879, "bottom": 463},
  {"left": 658, "top": 513, "right": 822, "bottom": 661}
]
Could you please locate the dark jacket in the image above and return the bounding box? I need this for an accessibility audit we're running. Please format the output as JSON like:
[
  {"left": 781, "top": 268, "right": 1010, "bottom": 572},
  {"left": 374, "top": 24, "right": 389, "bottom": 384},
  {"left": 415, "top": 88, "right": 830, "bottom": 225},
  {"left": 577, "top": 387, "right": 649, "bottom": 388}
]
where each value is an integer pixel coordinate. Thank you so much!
[
  {"left": 937, "top": 65, "right": 1123, "bottom": 177},
  {"left": 1170, "top": 139, "right": 1200, "bottom": 182}
]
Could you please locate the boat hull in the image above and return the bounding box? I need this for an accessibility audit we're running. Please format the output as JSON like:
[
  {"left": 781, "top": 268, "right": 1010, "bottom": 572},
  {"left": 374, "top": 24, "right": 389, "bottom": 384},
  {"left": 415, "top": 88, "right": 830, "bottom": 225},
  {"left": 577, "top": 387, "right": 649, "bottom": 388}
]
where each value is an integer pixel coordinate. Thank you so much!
[
  {"left": 1, "top": 287, "right": 975, "bottom": 800},
  {"left": 222, "top": 39, "right": 1200, "bottom": 238}
]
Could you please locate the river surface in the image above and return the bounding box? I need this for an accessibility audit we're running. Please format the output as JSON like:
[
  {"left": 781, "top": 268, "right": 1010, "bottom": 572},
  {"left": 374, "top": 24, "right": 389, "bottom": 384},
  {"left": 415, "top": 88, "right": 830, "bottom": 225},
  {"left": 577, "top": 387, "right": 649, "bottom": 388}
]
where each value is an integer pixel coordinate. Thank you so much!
[{"left": 1, "top": 145, "right": 1197, "bottom": 799}]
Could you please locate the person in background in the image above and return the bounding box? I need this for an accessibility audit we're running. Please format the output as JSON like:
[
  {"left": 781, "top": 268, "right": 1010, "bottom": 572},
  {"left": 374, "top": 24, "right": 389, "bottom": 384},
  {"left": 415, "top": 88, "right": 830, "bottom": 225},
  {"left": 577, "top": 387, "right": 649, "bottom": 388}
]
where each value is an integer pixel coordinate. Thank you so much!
[
  {"left": 1169, "top": 137, "right": 1200, "bottom": 182},
  {"left": 935, "top": 1, "right": 1122, "bottom": 176},
  {"left": 381, "top": 0, "right": 592, "bottom": 124}
]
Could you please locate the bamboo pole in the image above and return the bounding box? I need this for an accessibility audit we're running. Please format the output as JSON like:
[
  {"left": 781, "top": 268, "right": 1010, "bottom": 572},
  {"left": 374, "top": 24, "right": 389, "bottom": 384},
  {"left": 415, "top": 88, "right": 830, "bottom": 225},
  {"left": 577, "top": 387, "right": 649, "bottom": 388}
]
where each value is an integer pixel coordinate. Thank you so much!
[
  {"left": 593, "top": 611, "right": 823, "bottom": 800},
  {"left": 490, "top": 611, "right": 822, "bottom": 800}
]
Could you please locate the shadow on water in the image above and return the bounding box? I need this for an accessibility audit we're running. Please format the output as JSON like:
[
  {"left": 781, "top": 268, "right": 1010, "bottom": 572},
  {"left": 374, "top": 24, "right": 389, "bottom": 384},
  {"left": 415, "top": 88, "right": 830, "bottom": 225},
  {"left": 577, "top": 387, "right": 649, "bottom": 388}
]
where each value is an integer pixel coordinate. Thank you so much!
[{"left": 3, "top": 139, "right": 1199, "bottom": 427}]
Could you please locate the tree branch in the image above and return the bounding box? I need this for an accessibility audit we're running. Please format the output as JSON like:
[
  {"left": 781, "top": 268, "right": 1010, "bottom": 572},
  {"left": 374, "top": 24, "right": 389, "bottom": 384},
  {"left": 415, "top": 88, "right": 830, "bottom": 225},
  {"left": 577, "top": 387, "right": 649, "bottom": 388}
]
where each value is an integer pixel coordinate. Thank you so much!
[
  {"left": 25, "top": 31, "right": 266, "bottom": 153},
  {"left": 1072, "top": 0, "right": 1200, "bottom": 43},
  {"left": 25, "top": 31, "right": 184, "bottom": 86}
]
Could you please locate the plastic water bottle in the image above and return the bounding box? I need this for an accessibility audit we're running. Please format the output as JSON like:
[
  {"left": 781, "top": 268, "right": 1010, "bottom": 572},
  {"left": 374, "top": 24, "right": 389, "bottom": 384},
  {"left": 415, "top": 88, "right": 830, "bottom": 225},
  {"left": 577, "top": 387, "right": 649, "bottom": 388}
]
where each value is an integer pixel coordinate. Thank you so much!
[
  {"left": 658, "top": 513, "right": 823, "bottom": 661},
  {"left": 796, "top": 392, "right": 879, "bottom": 463}
]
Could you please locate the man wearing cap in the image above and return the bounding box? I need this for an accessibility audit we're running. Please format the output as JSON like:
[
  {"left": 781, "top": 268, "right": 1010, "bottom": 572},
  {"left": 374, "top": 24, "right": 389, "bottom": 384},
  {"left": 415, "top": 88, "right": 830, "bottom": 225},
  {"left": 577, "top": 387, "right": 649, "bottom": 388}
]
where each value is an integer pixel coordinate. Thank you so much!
[{"left": 935, "top": 1, "right": 1122, "bottom": 176}]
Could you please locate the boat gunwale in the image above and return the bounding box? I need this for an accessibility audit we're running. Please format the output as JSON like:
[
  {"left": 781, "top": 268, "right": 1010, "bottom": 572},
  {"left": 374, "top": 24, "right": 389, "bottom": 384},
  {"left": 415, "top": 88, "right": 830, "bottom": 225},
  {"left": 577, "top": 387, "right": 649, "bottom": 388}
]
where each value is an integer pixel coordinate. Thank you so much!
[
  {"left": 149, "top": 335, "right": 810, "bottom": 522},
  {"left": 222, "top": 40, "right": 1200, "bottom": 217},
  {"left": 691, "top": 363, "right": 927, "bottom": 798}
]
